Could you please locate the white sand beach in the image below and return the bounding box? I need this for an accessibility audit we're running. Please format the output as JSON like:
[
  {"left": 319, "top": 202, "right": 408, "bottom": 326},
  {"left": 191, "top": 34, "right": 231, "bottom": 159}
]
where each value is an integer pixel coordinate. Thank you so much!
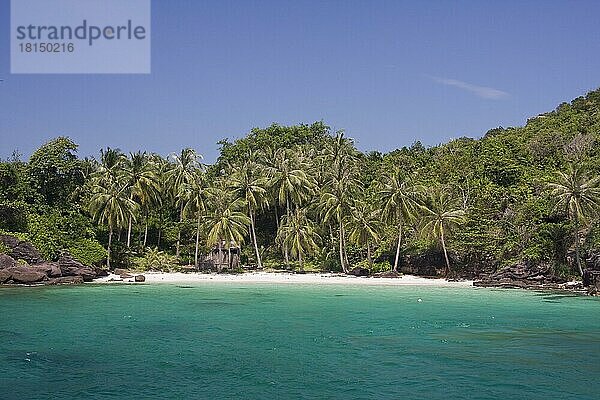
[{"left": 95, "top": 271, "right": 473, "bottom": 287}]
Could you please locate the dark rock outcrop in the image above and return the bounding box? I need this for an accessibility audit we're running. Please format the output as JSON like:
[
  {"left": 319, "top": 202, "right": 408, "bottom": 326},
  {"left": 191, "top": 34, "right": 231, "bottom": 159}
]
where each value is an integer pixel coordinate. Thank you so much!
[
  {"left": 401, "top": 252, "right": 446, "bottom": 277},
  {"left": 114, "top": 268, "right": 131, "bottom": 276},
  {"left": 0, "top": 240, "right": 98, "bottom": 286},
  {"left": 31, "top": 263, "right": 62, "bottom": 278},
  {"left": 94, "top": 267, "right": 109, "bottom": 278},
  {"left": 586, "top": 252, "right": 600, "bottom": 271},
  {"left": 0, "top": 235, "right": 43, "bottom": 265},
  {"left": 6, "top": 266, "right": 48, "bottom": 284},
  {"left": 120, "top": 273, "right": 134, "bottom": 279},
  {"left": 57, "top": 253, "right": 97, "bottom": 281},
  {"left": 348, "top": 267, "right": 370, "bottom": 277},
  {"left": 0, "top": 254, "right": 16, "bottom": 270},
  {"left": 134, "top": 275, "right": 145, "bottom": 282},
  {"left": 0, "top": 268, "right": 12, "bottom": 283},
  {"left": 474, "top": 262, "right": 568, "bottom": 289},
  {"left": 583, "top": 269, "right": 600, "bottom": 295}
]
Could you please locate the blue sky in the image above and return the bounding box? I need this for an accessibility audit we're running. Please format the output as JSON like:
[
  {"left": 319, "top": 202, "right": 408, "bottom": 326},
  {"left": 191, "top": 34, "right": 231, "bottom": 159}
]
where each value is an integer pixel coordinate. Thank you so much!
[{"left": 1, "top": 0, "right": 600, "bottom": 162}]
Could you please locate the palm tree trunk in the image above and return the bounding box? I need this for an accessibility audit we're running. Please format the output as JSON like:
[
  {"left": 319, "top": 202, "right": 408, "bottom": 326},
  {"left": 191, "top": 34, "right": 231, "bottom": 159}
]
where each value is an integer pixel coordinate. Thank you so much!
[
  {"left": 217, "top": 241, "right": 222, "bottom": 272},
  {"left": 574, "top": 222, "right": 583, "bottom": 276},
  {"left": 339, "top": 220, "right": 346, "bottom": 273},
  {"left": 126, "top": 216, "right": 132, "bottom": 247},
  {"left": 176, "top": 202, "right": 183, "bottom": 258},
  {"left": 367, "top": 241, "right": 373, "bottom": 268},
  {"left": 284, "top": 198, "right": 290, "bottom": 267},
  {"left": 250, "top": 210, "right": 262, "bottom": 268},
  {"left": 440, "top": 229, "right": 451, "bottom": 277},
  {"left": 107, "top": 225, "right": 113, "bottom": 269},
  {"left": 393, "top": 223, "right": 403, "bottom": 272},
  {"left": 143, "top": 219, "right": 148, "bottom": 247},
  {"left": 342, "top": 223, "right": 349, "bottom": 269},
  {"left": 228, "top": 246, "right": 232, "bottom": 269},
  {"left": 299, "top": 252, "right": 303, "bottom": 271},
  {"left": 194, "top": 213, "right": 201, "bottom": 269}
]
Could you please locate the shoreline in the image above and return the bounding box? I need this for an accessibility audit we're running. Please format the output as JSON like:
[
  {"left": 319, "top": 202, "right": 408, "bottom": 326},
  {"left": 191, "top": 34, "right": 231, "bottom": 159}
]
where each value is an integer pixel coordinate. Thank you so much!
[{"left": 94, "top": 271, "right": 474, "bottom": 287}]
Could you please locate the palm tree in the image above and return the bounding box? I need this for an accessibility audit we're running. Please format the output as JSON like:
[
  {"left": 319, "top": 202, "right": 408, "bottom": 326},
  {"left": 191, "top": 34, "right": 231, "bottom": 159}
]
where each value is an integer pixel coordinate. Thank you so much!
[
  {"left": 122, "top": 151, "right": 160, "bottom": 247},
  {"left": 277, "top": 208, "right": 320, "bottom": 271},
  {"left": 229, "top": 159, "right": 268, "bottom": 268},
  {"left": 203, "top": 183, "right": 250, "bottom": 270},
  {"left": 347, "top": 200, "right": 382, "bottom": 268},
  {"left": 166, "top": 148, "right": 203, "bottom": 258},
  {"left": 548, "top": 165, "right": 600, "bottom": 276},
  {"left": 181, "top": 171, "right": 207, "bottom": 269},
  {"left": 150, "top": 154, "right": 173, "bottom": 248},
  {"left": 420, "top": 187, "right": 466, "bottom": 276},
  {"left": 268, "top": 148, "right": 315, "bottom": 266},
  {"left": 88, "top": 178, "right": 138, "bottom": 269},
  {"left": 98, "top": 147, "right": 125, "bottom": 179},
  {"left": 319, "top": 133, "right": 360, "bottom": 273},
  {"left": 378, "top": 168, "right": 422, "bottom": 272}
]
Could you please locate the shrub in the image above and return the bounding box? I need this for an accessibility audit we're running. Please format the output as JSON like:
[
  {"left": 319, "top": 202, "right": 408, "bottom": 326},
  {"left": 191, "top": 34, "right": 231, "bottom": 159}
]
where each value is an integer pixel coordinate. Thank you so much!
[
  {"left": 132, "top": 247, "right": 178, "bottom": 271},
  {"left": 68, "top": 238, "right": 106, "bottom": 266}
]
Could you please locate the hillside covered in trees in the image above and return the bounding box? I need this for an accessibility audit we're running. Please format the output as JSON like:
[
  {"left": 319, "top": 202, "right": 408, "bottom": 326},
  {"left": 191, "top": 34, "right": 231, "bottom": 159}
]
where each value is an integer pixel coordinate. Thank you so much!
[{"left": 2, "top": 89, "right": 600, "bottom": 280}]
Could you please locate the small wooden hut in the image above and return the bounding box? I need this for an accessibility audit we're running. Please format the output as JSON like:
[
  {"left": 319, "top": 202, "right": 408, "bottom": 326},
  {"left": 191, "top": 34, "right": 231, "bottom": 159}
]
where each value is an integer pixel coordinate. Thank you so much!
[{"left": 197, "top": 240, "right": 240, "bottom": 272}]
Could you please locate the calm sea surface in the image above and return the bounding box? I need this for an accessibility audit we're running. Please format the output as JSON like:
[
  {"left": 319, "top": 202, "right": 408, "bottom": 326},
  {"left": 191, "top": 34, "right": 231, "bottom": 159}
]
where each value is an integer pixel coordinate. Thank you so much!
[{"left": 0, "top": 283, "right": 598, "bottom": 399}]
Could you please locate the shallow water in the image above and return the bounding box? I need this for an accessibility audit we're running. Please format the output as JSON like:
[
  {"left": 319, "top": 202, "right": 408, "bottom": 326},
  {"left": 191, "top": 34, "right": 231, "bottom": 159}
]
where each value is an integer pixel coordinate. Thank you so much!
[{"left": 0, "top": 284, "right": 598, "bottom": 399}]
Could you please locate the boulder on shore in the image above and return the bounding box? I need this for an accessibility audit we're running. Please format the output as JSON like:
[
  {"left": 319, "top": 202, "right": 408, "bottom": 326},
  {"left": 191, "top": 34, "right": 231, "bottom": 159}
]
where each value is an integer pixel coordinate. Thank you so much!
[
  {"left": 0, "top": 268, "right": 12, "bottom": 283},
  {"left": 6, "top": 266, "right": 48, "bottom": 284},
  {"left": 114, "top": 268, "right": 131, "bottom": 276},
  {"left": 348, "top": 267, "right": 370, "bottom": 277},
  {"left": 0, "top": 254, "right": 16, "bottom": 270},
  {"left": 134, "top": 275, "right": 146, "bottom": 282},
  {"left": 31, "top": 263, "right": 62, "bottom": 277},
  {"left": 0, "top": 234, "right": 43, "bottom": 265},
  {"left": 583, "top": 269, "right": 600, "bottom": 295},
  {"left": 474, "top": 262, "right": 567, "bottom": 289}
]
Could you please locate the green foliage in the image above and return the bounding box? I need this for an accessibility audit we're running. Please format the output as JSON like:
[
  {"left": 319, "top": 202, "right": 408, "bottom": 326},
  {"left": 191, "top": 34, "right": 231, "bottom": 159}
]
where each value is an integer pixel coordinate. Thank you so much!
[
  {"left": 0, "top": 241, "right": 10, "bottom": 254},
  {"left": 68, "top": 238, "right": 106, "bottom": 266},
  {"left": 132, "top": 247, "right": 178, "bottom": 271},
  {"left": 2, "top": 88, "right": 600, "bottom": 277},
  {"left": 27, "top": 137, "right": 84, "bottom": 207}
]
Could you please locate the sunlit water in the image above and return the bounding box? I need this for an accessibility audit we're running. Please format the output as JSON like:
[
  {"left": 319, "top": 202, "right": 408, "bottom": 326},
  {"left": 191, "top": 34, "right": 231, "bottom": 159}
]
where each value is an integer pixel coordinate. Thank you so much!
[{"left": 1, "top": 283, "right": 599, "bottom": 399}]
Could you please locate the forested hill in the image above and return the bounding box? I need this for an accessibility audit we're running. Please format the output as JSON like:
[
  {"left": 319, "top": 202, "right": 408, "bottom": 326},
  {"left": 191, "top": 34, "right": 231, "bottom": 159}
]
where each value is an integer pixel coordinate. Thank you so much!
[{"left": 1, "top": 88, "right": 599, "bottom": 280}]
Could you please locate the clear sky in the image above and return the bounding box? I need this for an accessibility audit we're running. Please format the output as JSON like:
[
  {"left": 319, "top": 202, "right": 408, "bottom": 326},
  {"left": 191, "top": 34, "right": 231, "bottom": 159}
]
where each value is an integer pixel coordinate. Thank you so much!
[{"left": 1, "top": 0, "right": 600, "bottom": 162}]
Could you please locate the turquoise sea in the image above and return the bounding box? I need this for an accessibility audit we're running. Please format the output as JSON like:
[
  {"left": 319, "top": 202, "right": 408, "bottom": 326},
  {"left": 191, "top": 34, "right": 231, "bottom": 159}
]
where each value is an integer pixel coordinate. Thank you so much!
[{"left": 0, "top": 283, "right": 599, "bottom": 399}]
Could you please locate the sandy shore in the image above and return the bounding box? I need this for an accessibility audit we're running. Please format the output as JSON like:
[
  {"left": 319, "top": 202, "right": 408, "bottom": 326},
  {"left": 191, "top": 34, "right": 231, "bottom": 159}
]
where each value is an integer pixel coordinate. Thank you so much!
[{"left": 95, "top": 271, "right": 473, "bottom": 287}]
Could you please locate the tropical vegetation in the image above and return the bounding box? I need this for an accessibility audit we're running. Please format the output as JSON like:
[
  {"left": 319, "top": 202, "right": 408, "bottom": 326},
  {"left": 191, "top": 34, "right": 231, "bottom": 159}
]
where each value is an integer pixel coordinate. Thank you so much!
[{"left": 2, "top": 89, "right": 600, "bottom": 278}]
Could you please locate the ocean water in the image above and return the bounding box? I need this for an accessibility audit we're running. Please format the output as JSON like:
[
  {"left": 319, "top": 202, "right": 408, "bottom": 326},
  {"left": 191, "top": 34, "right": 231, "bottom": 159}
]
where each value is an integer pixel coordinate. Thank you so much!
[{"left": 0, "top": 284, "right": 598, "bottom": 399}]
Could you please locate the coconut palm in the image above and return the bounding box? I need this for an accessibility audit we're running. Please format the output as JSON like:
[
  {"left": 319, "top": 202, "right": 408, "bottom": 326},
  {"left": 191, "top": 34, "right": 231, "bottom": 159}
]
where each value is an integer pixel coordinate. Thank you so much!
[
  {"left": 88, "top": 178, "right": 138, "bottom": 269},
  {"left": 268, "top": 148, "right": 316, "bottom": 266},
  {"left": 181, "top": 171, "right": 207, "bottom": 268},
  {"left": 229, "top": 159, "right": 269, "bottom": 268},
  {"left": 378, "top": 168, "right": 422, "bottom": 272},
  {"left": 122, "top": 151, "right": 160, "bottom": 247},
  {"left": 419, "top": 187, "right": 466, "bottom": 276},
  {"left": 277, "top": 207, "right": 320, "bottom": 271},
  {"left": 347, "top": 200, "right": 382, "bottom": 267},
  {"left": 548, "top": 165, "right": 600, "bottom": 276},
  {"left": 203, "top": 183, "right": 250, "bottom": 270},
  {"left": 166, "top": 148, "right": 203, "bottom": 258},
  {"left": 319, "top": 133, "right": 360, "bottom": 273},
  {"left": 98, "top": 147, "right": 125, "bottom": 179}
]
